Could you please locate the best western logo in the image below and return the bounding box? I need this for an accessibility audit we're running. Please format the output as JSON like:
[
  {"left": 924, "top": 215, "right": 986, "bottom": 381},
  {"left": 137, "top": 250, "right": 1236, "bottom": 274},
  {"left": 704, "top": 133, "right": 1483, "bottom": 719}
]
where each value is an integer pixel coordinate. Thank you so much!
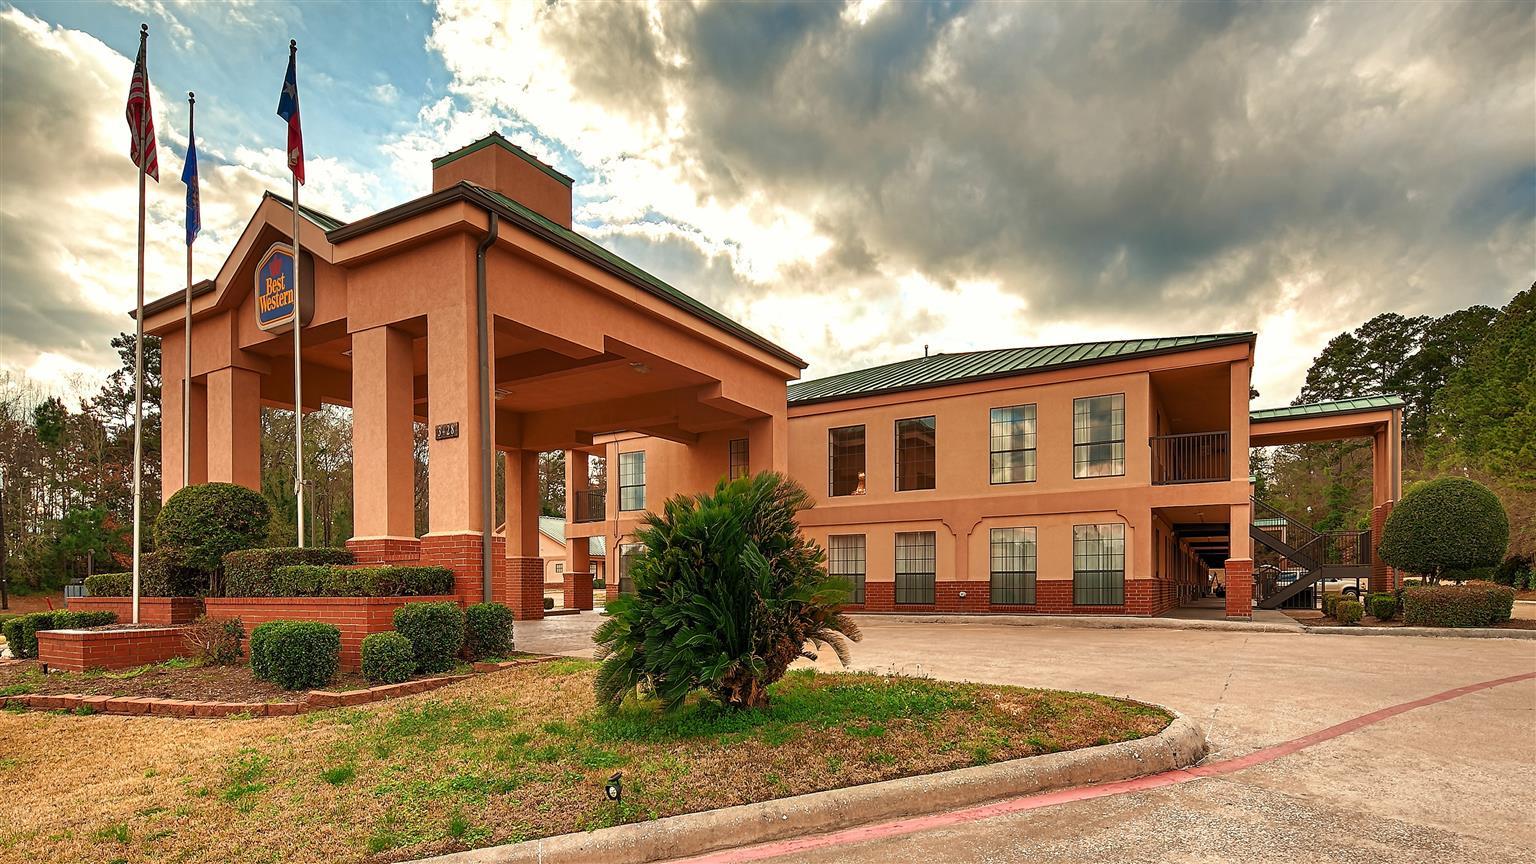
[{"left": 258, "top": 273, "right": 292, "bottom": 313}]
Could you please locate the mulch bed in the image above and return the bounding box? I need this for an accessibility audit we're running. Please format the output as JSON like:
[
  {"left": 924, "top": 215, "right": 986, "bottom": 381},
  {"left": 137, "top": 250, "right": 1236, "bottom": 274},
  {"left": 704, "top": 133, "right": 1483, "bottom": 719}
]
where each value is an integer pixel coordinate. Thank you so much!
[{"left": 2, "top": 659, "right": 429, "bottom": 702}]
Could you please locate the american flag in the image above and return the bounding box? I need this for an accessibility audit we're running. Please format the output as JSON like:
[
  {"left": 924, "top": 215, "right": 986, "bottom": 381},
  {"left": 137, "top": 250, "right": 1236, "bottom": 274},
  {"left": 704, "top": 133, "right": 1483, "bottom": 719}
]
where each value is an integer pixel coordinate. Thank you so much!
[
  {"left": 126, "top": 28, "right": 159, "bottom": 181},
  {"left": 277, "top": 44, "right": 304, "bottom": 185}
]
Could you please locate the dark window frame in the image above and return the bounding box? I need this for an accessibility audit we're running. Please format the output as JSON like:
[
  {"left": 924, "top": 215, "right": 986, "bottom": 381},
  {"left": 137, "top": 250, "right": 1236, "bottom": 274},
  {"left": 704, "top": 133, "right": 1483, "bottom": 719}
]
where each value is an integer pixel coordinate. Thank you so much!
[
  {"left": 618, "top": 542, "right": 642, "bottom": 595},
  {"left": 989, "top": 527, "right": 1037, "bottom": 605},
  {"left": 989, "top": 404, "right": 1037, "bottom": 485},
  {"left": 728, "top": 438, "right": 750, "bottom": 480},
  {"left": 828, "top": 425, "right": 867, "bottom": 497},
  {"left": 828, "top": 534, "right": 867, "bottom": 605},
  {"left": 618, "top": 451, "right": 646, "bottom": 511},
  {"left": 894, "top": 531, "right": 937, "bottom": 605},
  {"left": 894, "top": 415, "right": 937, "bottom": 492},
  {"left": 1072, "top": 394, "right": 1126, "bottom": 479},
  {"left": 1073, "top": 523, "right": 1125, "bottom": 605}
]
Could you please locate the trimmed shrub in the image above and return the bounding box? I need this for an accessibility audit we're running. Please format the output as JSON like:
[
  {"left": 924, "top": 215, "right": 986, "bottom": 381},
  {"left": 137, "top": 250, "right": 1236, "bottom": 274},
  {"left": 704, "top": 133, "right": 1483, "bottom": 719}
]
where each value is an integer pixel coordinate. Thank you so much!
[
  {"left": 463, "top": 602, "right": 514, "bottom": 661},
  {"left": 82, "top": 552, "right": 202, "bottom": 597},
  {"left": 1321, "top": 592, "right": 1341, "bottom": 618},
  {"left": 183, "top": 615, "right": 245, "bottom": 665},
  {"left": 1335, "top": 599, "right": 1364, "bottom": 626},
  {"left": 392, "top": 601, "right": 464, "bottom": 674},
  {"left": 153, "top": 483, "right": 271, "bottom": 575},
  {"left": 361, "top": 632, "right": 416, "bottom": 684},
  {"left": 2, "top": 612, "right": 57, "bottom": 659},
  {"left": 1402, "top": 582, "right": 1517, "bottom": 628},
  {"left": 1379, "top": 478, "right": 1509, "bottom": 580},
  {"left": 222, "top": 547, "right": 355, "bottom": 596},
  {"left": 250, "top": 620, "right": 340, "bottom": 690},
  {"left": 50, "top": 610, "right": 118, "bottom": 629},
  {"left": 233, "top": 564, "right": 454, "bottom": 598},
  {"left": 1367, "top": 594, "right": 1398, "bottom": 621},
  {"left": 543, "top": 596, "right": 555, "bottom": 611}
]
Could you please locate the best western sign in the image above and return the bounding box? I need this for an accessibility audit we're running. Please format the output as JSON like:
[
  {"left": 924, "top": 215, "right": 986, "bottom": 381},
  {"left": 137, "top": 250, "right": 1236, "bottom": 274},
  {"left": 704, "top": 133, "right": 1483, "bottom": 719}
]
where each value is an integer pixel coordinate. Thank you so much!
[{"left": 254, "top": 243, "right": 315, "bottom": 332}]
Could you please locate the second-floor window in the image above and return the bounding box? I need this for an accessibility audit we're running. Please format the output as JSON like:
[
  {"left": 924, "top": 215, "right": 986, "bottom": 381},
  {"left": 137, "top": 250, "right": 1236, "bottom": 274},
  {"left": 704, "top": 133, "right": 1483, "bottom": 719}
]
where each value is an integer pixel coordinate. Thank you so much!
[
  {"left": 1073, "top": 394, "right": 1125, "bottom": 478},
  {"left": 828, "top": 534, "right": 866, "bottom": 604},
  {"left": 895, "top": 416, "right": 936, "bottom": 491},
  {"left": 728, "top": 438, "right": 750, "bottom": 480},
  {"left": 989, "top": 404, "right": 1037, "bottom": 484},
  {"left": 829, "top": 425, "right": 866, "bottom": 496},
  {"left": 618, "top": 451, "right": 646, "bottom": 510}
]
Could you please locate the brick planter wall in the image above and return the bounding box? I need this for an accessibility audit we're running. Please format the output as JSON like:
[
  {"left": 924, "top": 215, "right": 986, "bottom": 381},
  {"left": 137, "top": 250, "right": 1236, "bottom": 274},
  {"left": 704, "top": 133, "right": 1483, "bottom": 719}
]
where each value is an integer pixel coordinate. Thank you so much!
[
  {"left": 66, "top": 596, "right": 203, "bottom": 625},
  {"left": 346, "top": 537, "right": 423, "bottom": 566},
  {"left": 37, "top": 626, "right": 188, "bottom": 672},
  {"left": 203, "top": 595, "right": 458, "bottom": 671}
]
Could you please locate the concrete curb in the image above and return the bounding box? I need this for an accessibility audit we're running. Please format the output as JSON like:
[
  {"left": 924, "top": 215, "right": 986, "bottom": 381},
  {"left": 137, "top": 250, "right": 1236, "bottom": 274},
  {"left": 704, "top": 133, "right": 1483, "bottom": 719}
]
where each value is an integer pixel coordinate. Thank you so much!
[
  {"left": 415, "top": 711, "right": 1207, "bottom": 864},
  {"left": 1301, "top": 624, "right": 1536, "bottom": 640},
  {"left": 865, "top": 613, "right": 1301, "bottom": 634}
]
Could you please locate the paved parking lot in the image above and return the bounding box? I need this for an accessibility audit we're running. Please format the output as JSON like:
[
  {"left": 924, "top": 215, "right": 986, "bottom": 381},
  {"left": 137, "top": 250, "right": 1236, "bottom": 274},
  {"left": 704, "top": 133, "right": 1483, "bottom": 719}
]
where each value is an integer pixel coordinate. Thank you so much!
[{"left": 517, "top": 613, "right": 1536, "bottom": 863}]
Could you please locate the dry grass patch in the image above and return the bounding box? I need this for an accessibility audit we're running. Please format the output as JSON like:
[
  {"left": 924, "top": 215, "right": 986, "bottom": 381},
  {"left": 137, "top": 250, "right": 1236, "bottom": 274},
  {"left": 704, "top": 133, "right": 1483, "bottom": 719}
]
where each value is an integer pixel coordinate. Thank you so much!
[{"left": 0, "top": 660, "right": 1169, "bottom": 863}]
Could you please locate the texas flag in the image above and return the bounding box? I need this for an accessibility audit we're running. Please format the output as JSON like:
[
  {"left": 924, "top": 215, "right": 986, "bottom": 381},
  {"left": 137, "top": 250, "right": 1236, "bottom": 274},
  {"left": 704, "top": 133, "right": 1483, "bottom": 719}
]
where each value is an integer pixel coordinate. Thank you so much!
[{"left": 276, "top": 44, "right": 304, "bottom": 185}]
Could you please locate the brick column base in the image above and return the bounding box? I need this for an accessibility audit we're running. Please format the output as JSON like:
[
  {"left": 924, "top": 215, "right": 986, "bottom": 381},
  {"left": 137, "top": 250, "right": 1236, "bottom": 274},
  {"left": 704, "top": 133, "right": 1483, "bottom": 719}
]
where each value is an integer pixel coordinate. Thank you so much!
[
  {"left": 346, "top": 537, "right": 423, "bottom": 566},
  {"left": 1224, "top": 558, "right": 1253, "bottom": 620},
  {"left": 563, "top": 571, "right": 594, "bottom": 611},
  {"left": 1370, "top": 502, "right": 1396, "bottom": 593},
  {"left": 505, "top": 556, "right": 544, "bottom": 620},
  {"left": 418, "top": 533, "right": 504, "bottom": 606}
]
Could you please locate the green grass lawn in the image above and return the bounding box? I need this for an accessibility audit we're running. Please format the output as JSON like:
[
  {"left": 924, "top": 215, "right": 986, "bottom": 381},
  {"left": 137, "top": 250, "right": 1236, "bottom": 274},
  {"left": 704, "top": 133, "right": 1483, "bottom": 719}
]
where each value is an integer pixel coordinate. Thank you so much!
[{"left": 0, "top": 659, "right": 1170, "bottom": 864}]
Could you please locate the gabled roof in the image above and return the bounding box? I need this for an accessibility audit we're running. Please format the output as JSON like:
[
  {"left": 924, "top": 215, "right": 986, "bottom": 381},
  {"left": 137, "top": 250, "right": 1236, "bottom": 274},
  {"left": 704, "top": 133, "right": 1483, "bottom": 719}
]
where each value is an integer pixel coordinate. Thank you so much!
[
  {"left": 1249, "top": 395, "right": 1405, "bottom": 423},
  {"left": 787, "top": 333, "right": 1255, "bottom": 405},
  {"left": 265, "top": 191, "right": 349, "bottom": 232},
  {"left": 538, "top": 516, "right": 605, "bottom": 556}
]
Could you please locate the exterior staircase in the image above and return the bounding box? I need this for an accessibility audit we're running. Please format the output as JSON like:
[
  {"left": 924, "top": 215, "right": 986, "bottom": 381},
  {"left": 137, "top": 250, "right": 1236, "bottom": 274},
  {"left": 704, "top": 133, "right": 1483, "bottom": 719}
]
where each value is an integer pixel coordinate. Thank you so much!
[{"left": 1249, "top": 497, "right": 1371, "bottom": 609}]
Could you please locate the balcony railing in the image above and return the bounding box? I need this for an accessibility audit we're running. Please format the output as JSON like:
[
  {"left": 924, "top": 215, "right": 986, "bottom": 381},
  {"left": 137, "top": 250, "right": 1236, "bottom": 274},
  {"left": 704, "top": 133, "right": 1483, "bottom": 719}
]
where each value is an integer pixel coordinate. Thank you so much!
[
  {"left": 572, "top": 489, "right": 606, "bottom": 523},
  {"left": 1150, "top": 431, "right": 1230, "bottom": 485}
]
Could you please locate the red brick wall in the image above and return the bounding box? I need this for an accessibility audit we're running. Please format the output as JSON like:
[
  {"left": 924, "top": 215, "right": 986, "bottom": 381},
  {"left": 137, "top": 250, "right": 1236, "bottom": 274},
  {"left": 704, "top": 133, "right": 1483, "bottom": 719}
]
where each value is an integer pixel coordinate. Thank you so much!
[
  {"left": 850, "top": 577, "right": 1173, "bottom": 616},
  {"left": 505, "top": 556, "right": 545, "bottom": 620},
  {"left": 346, "top": 537, "right": 423, "bottom": 565},
  {"left": 66, "top": 596, "right": 203, "bottom": 625},
  {"left": 1224, "top": 559, "right": 1253, "bottom": 619},
  {"left": 563, "top": 570, "right": 594, "bottom": 611},
  {"left": 203, "top": 595, "right": 458, "bottom": 671},
  {"left": 37, "top": 626, "right": 188, "bottom": 672},
  {"left": 1370, "top": 502, "right": 1396, "bottom": 592}
]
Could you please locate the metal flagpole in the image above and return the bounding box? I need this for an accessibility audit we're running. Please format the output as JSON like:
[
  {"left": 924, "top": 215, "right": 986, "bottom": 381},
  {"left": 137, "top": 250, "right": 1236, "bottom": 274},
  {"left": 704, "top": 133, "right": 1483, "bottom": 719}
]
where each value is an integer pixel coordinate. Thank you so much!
[
  {"left": 184, "top": 92, "right": 195, "bottom": 490},
  {"left": 290, "top": 39, "right": 305, "bottom": 549},
  {"left": 131, "top": 25, "right": 149, "bottom": 625}
]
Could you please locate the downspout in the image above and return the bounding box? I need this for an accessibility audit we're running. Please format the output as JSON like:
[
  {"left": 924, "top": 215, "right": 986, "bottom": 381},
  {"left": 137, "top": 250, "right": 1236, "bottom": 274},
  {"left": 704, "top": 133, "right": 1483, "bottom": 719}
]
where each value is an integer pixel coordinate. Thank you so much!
[{"left": 476, "top": 209, "right": 500, "bottom": 603}]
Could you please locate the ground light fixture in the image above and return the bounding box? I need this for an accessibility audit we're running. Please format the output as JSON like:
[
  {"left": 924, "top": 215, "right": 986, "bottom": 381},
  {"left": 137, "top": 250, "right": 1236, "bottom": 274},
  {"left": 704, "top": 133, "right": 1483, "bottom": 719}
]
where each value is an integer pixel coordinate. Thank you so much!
[{"left": 604, "top": 772, "right": 623, "bottom": 803}]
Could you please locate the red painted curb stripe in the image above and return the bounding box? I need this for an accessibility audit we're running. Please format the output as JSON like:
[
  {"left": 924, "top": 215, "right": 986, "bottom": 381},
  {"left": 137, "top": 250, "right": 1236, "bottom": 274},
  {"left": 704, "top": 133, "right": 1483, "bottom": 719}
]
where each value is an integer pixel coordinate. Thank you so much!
[{"left": 670, "top": 671, "right": 1536, "bottom": 864}]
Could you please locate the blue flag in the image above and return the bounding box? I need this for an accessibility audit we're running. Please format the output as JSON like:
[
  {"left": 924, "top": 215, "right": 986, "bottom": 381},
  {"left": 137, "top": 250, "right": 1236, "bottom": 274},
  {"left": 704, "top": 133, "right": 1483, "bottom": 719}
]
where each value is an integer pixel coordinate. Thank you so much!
[{"left": 181, "top": 100, "right": 200, "bottom": 246}]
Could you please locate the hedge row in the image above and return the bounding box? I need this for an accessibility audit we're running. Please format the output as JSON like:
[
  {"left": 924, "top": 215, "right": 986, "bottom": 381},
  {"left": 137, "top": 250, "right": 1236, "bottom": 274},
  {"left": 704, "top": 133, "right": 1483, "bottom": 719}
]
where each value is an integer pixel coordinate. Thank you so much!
[
  {"left": 223, "top": 547, "right": 355, "bottom": 596},
  {"left": 83, "top": 552, "right": 203, "bottom": 597},
  {"left": 243, "top": 564, "right": 455, "bottom": 598},
  {"left": 1, "top": 610, "right": 118, "bottom": 659},
  {"left": 358, "top": 601, "right": 515, "bottom": 684},
  {"left": 1402, "top": 581, "right": 1516, "bottom": 628}
]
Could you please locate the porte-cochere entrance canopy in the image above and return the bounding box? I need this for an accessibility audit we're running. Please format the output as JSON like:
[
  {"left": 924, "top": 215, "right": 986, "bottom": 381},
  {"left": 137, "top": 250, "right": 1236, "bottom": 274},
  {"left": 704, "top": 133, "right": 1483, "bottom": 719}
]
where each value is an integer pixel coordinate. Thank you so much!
[{"left": 138, "top": 133, "right": 804, "bottom": 618}]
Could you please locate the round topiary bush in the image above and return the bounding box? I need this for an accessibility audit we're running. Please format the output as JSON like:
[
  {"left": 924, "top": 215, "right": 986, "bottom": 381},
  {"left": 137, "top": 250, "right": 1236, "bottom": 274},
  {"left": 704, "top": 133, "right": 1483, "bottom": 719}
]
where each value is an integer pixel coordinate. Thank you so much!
[
  {"left": 392, "top": 601, "right": 464, "bottom": 674},
  {"left": 250, "top": 620, "right": 339, "bottom": 690},
  {"left": 361, "top": 632, "right": 416, "bottom": 684},
  {"left": 1379, "top": 478, "right": 1509, "bottom": 581},
  {"left": 154, "top": 483, "right": 271, "bottom": 575},
  {"left": 1367, "top": 594, "right": 1398, "bottom": 621},
  {"left": 463, "top": 602, "right": 514, "bottom": 661}
]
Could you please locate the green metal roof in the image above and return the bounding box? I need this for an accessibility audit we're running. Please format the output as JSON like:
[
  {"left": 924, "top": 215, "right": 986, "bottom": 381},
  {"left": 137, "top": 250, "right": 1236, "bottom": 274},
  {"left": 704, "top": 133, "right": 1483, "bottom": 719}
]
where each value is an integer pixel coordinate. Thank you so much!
[
  {"left": 538, "top": 516, "right": 605, "bottom": 556},
  {"left": 787, "top": 333, "right": 1255, "bottom": 405},
  {"left": 265, "top": 191, "right": 348, "bottom": 232},
  {"left": 1249, "top": 395, "right": 1405, "bottom": 423},
  {"left": 433, "top": 133, "right": 574, "bottom": 188},
  {"left": 470, "top": 184, "right": 804, "bottom": 369}
]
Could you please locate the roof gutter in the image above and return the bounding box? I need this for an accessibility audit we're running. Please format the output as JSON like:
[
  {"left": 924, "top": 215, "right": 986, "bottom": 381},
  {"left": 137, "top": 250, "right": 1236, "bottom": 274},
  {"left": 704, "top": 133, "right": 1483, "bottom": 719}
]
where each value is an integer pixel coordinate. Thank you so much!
[{"left": 476, "top": 207, "right": 500, "bottom": 604}]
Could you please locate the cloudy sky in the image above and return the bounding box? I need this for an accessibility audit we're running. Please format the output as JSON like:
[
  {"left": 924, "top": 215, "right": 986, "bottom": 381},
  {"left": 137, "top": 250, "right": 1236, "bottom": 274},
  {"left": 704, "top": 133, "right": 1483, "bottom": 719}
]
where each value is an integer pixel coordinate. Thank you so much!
[{"left": 2, "top": 0, "right": 1532, "bottom": 408}]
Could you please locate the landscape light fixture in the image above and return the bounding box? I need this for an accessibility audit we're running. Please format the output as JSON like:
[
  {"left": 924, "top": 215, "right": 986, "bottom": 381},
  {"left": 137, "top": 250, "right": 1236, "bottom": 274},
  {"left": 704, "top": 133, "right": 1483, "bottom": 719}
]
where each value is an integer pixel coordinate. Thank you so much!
[{"left": 604, "top": 772, "right": 623, "bottom": 803}]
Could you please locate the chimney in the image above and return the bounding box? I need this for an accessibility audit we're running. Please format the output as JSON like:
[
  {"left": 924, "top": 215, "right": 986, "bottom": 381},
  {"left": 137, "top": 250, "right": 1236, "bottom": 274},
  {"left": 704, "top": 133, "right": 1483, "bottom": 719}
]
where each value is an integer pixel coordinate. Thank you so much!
[{"left": 432, "top": 132, "right": 573, "bottom": 228}]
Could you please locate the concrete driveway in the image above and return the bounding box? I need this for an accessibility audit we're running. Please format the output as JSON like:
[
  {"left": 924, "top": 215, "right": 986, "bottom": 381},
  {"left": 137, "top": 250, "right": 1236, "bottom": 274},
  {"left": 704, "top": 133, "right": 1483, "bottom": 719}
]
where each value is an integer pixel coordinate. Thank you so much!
[{"left": 516, "top": 613, "right": 1536, "bottom": 863}]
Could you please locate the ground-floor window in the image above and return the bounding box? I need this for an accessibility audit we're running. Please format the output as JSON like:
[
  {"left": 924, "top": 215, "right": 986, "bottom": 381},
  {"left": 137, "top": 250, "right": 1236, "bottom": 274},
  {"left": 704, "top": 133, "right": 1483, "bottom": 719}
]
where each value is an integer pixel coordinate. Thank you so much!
[
  {"left": 1073, "top": 523, "right": 1125, "bottom": 605},
  {"left": 828, "top": 534, "right": 866, "bottom": 604},
  {"left": 990, "top": 527, "right": 1037, "bottom": 604},
  {"left": 894, "top": 531, "right": 936, "bottom": 605},
  {"left": 618, "top": 543, "right": 642, "bottom": 595}
]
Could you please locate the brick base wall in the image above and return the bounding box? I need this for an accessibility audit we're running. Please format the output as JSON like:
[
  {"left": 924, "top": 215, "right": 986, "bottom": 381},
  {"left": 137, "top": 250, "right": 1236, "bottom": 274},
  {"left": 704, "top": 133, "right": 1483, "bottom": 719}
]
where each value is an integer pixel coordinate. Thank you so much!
[
  {"left": 37, "top": 626, "right": 188, "bottom": 672},
  {"left": 346, "top": 537, "right": 423, "bottom": 566},
  {"left": 1225, "top": 558, "right": 1253, "bottom": 619},
  {"left": 66, "top": 596, "right": 203, "bottom": 625},
  {"left": 850, "top": 578, "right": 1176, "bottom": 616},
  {"left": 1370, "top": 502, "right": 1396, "bottom": 593},
  {"left": 204, "top": 595, "right": 458, "bottom": 671},
  {"left": 563, "top": 571, "right": 594, "bottom": 611},
  {"left": 505, "top": 557, "right": 544, "bottom": 620}
]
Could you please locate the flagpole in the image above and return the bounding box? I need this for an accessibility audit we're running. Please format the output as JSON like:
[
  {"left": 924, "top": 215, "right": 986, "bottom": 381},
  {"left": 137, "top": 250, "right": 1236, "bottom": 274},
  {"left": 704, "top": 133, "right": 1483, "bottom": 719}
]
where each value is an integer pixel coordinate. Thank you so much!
[
  {"left": 130, "top": 23, "right": 149, "bottom": 626},
  {"left": 290, "top": 39, "right": 305, "bottom": 549},
  {"left": 184, "top": 91, "right": 195, "bottom": 492}
]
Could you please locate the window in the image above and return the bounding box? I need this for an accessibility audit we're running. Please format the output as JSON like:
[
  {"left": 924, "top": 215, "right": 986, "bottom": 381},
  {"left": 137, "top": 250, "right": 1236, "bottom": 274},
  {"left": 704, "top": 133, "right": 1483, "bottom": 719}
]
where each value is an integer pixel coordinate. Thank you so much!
[
  {"left": 828, "top": 535, "right": 866, "bottom": 604},
  {"left": 729, "top": 438, "right": 750, "bottom": 480},
  {"left": 1073, "top": 523, "right": 1125, "bottom": 605},
  {"left": 554, "top": 563, "right": 564, "bottom": 574},
  {"left": 894, "top": 531, "right": 936, "bottom": 605},
  {"left": 829, "top": 425, "right": 866, "bottom": 497},
  {"left": 989, "top": 405, "right": 1037, "bottom": 484},
  {"left": 618, "top": 543, "right": 642, "bottom": 595},
  {"left": 1073, "top": 394, "right": 1125, "bottom": 478},
  {"left": 618, "top": 451, "right": 646, "bottom": 510},
  {"left": 895, "top": 416, "right": 936, "bottom": 491},
  {"left": 990, "top": 528, "right": 1037, "bottom": 605}
]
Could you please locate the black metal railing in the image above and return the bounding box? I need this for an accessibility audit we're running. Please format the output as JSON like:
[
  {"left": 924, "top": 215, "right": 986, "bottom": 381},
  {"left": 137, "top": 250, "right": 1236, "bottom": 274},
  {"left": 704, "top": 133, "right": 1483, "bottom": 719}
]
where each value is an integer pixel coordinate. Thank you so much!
[
  {"left": 1150, "top": 431, "right": 1230, "bottom": 484},
  {"left": 572, "top": 489, "right": 606, "bottom": 523}
]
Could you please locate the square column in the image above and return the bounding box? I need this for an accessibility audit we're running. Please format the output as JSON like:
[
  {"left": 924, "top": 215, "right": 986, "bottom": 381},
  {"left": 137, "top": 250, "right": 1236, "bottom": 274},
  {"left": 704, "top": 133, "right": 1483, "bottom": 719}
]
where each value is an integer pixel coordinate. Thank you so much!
[
  {"left": 162, "top": 375, "right": 207, "bottom": 501},
  {"left": 564, "top": 537, "right": 593, "bottom": 611},
  {"left": 351, "top": 325, "right": 416, "bottom": 540},
  {"left": 205, "top": 366, "right": 261, "bottom": 490},
  {"left": 747, "top": 413, "right": 789, "bottom": 474},
  {"left": 503, "top": 448, "right": 544, "bottom": 619},
  {"left": 426, "top": 306, "right": 491, "bottom": 535}
]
